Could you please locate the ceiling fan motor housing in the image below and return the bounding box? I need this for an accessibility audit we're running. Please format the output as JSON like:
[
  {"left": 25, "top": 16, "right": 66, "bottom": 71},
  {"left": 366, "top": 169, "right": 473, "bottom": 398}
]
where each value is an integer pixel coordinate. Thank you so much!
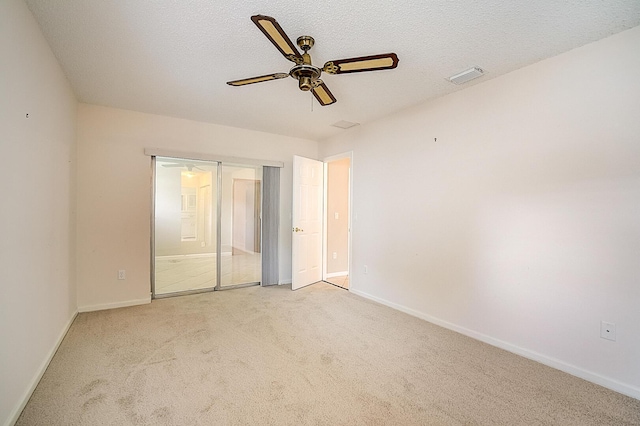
[{"left": 290, "top": 64, "right": 321, "bottom": 91}]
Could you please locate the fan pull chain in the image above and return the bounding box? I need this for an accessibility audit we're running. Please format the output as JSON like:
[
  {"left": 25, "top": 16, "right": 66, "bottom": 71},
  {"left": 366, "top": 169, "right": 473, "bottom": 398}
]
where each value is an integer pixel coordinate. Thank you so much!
[{"left": 311, "top": 94, "right": 314, "bottom": 112}]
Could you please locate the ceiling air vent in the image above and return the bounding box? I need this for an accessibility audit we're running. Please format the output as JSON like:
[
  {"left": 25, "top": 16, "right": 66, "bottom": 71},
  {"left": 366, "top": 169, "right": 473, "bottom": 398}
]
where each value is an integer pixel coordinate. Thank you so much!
[
  {"left": 331, "top": 120, "right": 360, "bottom": 129},
  {"left": 448, "top": 67, "right": 485, "bottom": 85}
]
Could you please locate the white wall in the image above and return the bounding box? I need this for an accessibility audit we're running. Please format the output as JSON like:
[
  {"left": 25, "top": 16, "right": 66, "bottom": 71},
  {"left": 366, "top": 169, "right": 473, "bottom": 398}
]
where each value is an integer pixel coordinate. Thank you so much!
[
  {"left": 0, "top": 1, "right": 78, "bottom": 424},
  {"left": 320, "top": 26, "right": 640, "bottom": 398},
  {"left": 76, "top": 104, "right": 317, "bottom": 310}
]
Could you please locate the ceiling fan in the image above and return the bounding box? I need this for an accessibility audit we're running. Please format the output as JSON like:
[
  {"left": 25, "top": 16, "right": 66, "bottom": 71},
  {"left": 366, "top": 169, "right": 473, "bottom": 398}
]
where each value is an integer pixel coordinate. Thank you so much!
[
  {"left": 162, "top": 162, "right": 205, "bottom": 172},
  {"left": 227, "top": 15, "right": 399, "bottom": 106}
]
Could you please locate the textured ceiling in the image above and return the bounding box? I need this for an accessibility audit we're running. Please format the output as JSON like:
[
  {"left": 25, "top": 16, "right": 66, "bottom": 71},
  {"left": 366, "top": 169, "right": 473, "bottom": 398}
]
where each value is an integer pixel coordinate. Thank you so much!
[{"left": 25, "top": 0, "right": 640, "bottom": 141}]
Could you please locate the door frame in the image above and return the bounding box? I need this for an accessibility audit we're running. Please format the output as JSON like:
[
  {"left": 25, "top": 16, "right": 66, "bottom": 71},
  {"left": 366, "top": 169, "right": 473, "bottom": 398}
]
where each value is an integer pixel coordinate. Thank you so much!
[{"left": 322, "top": 152, "right": 353, "bottom": 290}]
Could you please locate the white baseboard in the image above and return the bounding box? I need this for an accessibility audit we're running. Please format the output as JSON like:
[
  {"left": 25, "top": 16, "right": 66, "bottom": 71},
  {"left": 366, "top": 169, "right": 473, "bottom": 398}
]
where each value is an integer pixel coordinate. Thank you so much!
[
  {"left": 278, "top": 280, "right": 292, "bottom": 285},
  {"left": 78, "top": 297, "right": 151, "bottom": 313},
  {"left": 155, "top": 252, "right": 233, "bottom": 260},
  {"left": 156, "top": 253, "right": 216, "bottom": 260},
  {"left": 6, "top": 310, "right": 78, "bottom": 426},
  {"left": 350, "top": 288, "right": 640, "bottom": 401}
]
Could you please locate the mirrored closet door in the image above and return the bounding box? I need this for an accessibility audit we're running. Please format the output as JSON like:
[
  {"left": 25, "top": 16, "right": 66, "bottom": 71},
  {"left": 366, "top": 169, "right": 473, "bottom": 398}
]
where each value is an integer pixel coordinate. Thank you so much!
[{"left": 152, "top": 157, "right": 262, "bottom": 297}]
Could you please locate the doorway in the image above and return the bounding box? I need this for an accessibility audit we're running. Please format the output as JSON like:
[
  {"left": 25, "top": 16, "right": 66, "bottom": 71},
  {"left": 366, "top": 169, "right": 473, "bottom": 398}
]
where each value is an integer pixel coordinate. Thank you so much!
[
  {"left": 291, "top": 153, "right": 352, "bottom": 290},
  {"left": 323, "top": 155, "right": 351, "bottom": 289},
  {"left": 152, "top": 157, "right": 262, "bottom": 297}
]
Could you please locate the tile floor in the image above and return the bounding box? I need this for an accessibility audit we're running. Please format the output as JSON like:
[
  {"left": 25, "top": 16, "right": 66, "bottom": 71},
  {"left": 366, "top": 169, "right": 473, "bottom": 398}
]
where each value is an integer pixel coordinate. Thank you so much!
[{"left": 154, "top": 252, "right": 261, "bottom": 295}]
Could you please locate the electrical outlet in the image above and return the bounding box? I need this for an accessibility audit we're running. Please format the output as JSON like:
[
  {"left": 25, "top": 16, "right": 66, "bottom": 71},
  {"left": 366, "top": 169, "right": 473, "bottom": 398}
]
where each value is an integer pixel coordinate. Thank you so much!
[
  {"left": 600, "top": 321, "right": 616, "bottom": 341},
  {"left": 118, "top": 270, "right": 126, "bottom": 280},
  {"left": 333, "top": 252, "right": 337, "bottom": 259},
  {"left": 364, "top": 265, "right": 368, "bottom": 274},
  {"left": 334, "top": 212, "right": 339, "bottom": 219}
]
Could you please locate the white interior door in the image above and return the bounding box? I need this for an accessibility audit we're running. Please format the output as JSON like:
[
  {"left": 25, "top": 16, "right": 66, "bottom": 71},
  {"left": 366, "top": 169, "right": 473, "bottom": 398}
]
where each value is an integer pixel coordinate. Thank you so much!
[{"left": 292, "top": 155, "right": 323, "bottom": 290}]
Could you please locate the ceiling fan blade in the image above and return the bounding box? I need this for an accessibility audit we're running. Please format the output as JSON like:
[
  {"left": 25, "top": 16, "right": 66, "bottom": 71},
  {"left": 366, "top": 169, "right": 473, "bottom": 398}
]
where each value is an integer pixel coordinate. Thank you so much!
[
  {"left": 251, "top": 15, "right": 303, "bottom": 63},
  {"left": 312, "top": 81, "right": 337, "bottom": 106},
  {"left": 323, "top": 53, "right": 399, "bottom": 74},
  {"left": 227, "top": 73, "right": 289, "bottom": 87}
]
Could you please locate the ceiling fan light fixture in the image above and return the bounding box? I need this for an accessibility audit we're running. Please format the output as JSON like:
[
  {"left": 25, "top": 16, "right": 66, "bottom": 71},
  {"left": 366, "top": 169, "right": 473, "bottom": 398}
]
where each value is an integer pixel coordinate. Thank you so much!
[
  {"left": 299, "top": 76, "right": 312, "bottom": 91},
  {"left": 448, "top": 67, "right": 485, "bottom": 85}
]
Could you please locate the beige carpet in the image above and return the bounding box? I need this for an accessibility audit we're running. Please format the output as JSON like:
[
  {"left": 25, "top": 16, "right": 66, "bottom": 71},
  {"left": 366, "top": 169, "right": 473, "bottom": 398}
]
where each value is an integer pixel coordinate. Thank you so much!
[{"left": 17, "top": 283, "right": 640, "bottom": 425}]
